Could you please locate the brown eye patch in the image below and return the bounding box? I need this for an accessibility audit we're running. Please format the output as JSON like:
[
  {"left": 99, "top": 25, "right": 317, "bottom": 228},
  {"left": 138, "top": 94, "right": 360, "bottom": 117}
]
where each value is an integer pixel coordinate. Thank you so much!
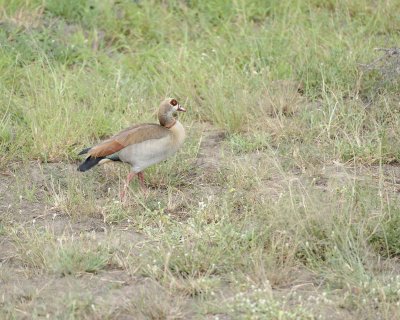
[{"left": 170, "top": 99, "right": 178, "bottom": 106}]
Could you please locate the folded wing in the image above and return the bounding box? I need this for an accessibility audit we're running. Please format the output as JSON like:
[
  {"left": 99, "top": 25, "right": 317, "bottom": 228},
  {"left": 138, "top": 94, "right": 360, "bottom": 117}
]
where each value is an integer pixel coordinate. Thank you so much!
[{"left": 88, "top": 124, "right": 170, "bottom": 158}]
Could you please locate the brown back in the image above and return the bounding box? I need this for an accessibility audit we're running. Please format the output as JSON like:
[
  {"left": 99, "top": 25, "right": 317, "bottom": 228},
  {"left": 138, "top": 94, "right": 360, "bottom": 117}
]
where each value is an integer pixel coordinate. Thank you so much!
[{"left": 88, "top": 124, "right": 170, "bottom": 158}]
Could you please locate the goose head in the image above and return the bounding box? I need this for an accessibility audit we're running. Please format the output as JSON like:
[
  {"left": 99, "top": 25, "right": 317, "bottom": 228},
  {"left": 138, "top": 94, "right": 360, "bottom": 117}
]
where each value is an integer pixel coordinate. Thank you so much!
[{"left": 158, "top": 98, "right": 186, "bottom": 127}]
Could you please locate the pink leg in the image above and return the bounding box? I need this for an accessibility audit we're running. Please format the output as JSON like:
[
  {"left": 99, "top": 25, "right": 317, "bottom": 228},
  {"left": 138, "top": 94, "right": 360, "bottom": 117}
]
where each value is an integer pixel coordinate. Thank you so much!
[
  {"left": 120, "top": 172, "right": 135, "bottom": 201},
  {"left": 137, "top": 172, "right": 146, "bottom": 190}
]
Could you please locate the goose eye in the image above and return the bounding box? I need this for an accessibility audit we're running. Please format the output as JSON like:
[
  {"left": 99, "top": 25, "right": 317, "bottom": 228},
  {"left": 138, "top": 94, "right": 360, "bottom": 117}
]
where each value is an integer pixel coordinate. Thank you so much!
[{"left": 170, "top": 99, "right": 178, "bottom": 106}]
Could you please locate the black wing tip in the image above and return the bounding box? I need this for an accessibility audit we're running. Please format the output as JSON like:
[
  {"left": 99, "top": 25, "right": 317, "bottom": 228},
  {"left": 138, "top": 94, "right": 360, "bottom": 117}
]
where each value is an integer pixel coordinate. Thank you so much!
[
  {"left": 78, "top": 147, "right": 91, "bottom": 156},
  {"left": 77, "top": 163, "right": 88, "bottom": 172},
  {"left": 77, "top": 156, "right": 103, "bottom": 172}
]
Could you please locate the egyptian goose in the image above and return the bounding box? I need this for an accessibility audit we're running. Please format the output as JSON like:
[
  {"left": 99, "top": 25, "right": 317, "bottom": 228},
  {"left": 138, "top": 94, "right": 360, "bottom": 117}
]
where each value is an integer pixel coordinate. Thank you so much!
[{"left": 77, "top": 98, "right": 186, "bottom": 198}]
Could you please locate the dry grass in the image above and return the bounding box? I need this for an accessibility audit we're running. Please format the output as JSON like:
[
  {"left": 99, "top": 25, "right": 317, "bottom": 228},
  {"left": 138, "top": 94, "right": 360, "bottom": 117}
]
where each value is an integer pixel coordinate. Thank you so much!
[{"left": 1, "top": 0, "right": 400, "bottom": 319}]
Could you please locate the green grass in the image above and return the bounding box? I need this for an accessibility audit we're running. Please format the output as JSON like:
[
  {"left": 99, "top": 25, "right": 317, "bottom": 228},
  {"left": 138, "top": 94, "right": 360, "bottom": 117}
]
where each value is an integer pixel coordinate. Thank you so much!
[
  {"left": 1, "top": 0, "right": 400, "bottom": 318},
  {"left": 10, "top": 228, "right": 113, "bottom": 275}
]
